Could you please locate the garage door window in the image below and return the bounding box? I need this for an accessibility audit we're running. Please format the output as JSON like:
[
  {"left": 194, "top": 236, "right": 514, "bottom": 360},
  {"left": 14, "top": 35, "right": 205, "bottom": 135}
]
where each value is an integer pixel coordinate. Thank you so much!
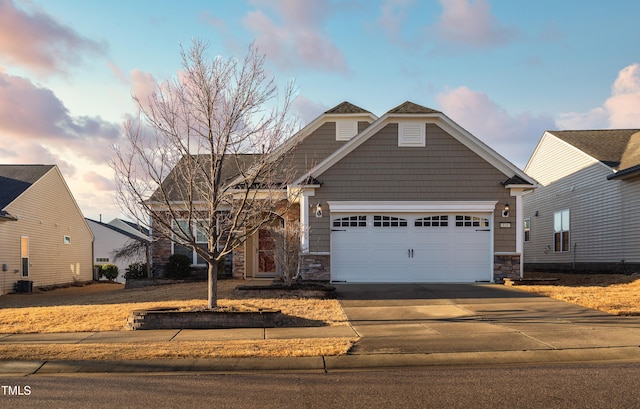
[
  {"left": 373, "top": 215, "right": 407, "bottom": 227},
  {"left": 455, "top": 215, "right": 489, "bottom": 227},
  {"left": 415, "top": 215, "right": 448, "bottom": 227},
  {"left": 333, "top": 215, "right": 367, "bottom": 227}
]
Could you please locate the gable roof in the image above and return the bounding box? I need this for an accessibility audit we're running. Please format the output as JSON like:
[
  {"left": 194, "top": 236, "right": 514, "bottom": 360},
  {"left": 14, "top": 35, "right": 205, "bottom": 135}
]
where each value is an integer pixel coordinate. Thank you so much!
[
  {"left": 293, "top": 101, "right": 536, "bottom": 187},
  {"left": 149, "top": 154, "right": 262, "bottom": 202},
  {"left": 324, "top": 101, "right": 372, "bottom": 115},
  {"left": 387, "top": 101, "right": 441, "bottom": 115},
  {"left": 86, "top": 218, "right": 150, "bottom": 242},
  {"left": 0, "top": 165, "right": 55, "bottom": 209},
  {"left": 549, "top": 130, "right": 640, "bottom": 169}
]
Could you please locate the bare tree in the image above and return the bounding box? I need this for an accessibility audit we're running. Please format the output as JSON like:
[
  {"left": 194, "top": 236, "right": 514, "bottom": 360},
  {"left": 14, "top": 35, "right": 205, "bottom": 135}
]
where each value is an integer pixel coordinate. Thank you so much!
[
  {"left": 112, "top": 40, "right": 299, "bottom": 308},
  {"left": 270, "top": 221, "right": 305, "bottom": 287}
]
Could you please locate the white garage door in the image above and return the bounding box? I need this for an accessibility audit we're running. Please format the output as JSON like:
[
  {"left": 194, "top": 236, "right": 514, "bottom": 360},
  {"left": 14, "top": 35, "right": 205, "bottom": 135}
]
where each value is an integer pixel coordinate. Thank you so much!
[{"left": 331, "top": 213, "right": 492, "bottom": 283}]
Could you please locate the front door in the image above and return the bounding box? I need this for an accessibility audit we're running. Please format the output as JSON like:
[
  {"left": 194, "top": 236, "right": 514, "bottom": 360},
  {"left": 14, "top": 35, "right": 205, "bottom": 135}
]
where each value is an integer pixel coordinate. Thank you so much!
[
  {"left": 257, "top": 228, "right": 277, "bottom": 277},
  {"left": 255, "top": 217, "right": 284, "bottom": 278}
]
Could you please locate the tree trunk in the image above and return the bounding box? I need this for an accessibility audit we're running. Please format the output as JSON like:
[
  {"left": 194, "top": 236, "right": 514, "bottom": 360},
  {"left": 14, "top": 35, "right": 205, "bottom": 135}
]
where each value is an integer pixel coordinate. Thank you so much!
[{"left": 207, "top": 260, "right": 218, "bottom": 309}]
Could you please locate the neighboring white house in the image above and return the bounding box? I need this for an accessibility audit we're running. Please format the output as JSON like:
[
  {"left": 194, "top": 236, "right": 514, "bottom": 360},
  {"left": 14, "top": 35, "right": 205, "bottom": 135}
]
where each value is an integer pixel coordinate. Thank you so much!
[
  {"left": 523, "top": 129, "right": 640, "bottom": 272},
  {"left": 87, "top": 218, "right": 149, "bottom": 283}
]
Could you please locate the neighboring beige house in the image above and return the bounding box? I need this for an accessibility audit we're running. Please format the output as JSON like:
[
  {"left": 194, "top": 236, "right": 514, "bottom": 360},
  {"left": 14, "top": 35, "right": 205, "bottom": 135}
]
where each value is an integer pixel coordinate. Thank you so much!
[
  {"left": 524, "top": 129, "right": 640, "bottom": 272},
  {"left": 152, "top": 101, "right": 536, "bottom": 283},
  {"left": 0, "top": 165, "right": 94, "bottom": 295}
]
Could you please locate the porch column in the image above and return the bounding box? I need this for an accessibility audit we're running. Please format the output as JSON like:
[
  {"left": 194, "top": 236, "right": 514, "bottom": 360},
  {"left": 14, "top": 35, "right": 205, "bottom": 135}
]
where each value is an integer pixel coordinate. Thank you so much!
[
  {"left": 511, "top": 189, "right": 526, "bottom": 278},
  {"left": 299, "top": 190, "right": 315, "bottom": 253}
]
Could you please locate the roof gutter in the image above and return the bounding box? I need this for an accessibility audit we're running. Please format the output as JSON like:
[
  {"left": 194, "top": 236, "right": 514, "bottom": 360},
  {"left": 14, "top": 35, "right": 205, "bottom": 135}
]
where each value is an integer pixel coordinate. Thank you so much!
[{"left": 607, "top": 164, "right": 640, "bottom": 180}]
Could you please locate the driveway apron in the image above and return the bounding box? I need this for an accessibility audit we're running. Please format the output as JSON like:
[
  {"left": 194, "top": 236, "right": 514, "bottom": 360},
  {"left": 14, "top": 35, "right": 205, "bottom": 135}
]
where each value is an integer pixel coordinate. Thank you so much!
[{"left": 335, "top": 283, "right": 640, "bottom": 355}]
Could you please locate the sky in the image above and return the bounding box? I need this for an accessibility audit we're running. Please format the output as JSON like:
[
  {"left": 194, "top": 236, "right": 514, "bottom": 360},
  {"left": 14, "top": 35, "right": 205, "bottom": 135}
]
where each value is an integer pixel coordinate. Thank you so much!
[{"left": 1, "top": 0, "right": 640, "bottom": 222}]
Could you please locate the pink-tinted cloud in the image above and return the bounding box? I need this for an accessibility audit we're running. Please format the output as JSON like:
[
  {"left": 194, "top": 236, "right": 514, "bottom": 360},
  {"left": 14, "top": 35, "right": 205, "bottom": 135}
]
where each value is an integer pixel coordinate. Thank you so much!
[
  {"left": 130, "top": 69, "right": 159, "bottom": 111},
  {"left": 0, "top": 72, "right": 120, "bottom": 163},
  {"left": 242, "top": 0, "right": 348, "bottom": 72},
  {"left": 557, "top": 64, "right": 640, "bottom": 130},
  {"left": 84, "top": 171, "right": 116, "bottom": 191},
  {"left": 437, "top": 86, "right": 555, "bottom": 167},
  {"left": 0, "top": 0, "right": 107, "bottom": 76},
  {"left": 432, "top": 0, "right": 519, "bottom": 49}
]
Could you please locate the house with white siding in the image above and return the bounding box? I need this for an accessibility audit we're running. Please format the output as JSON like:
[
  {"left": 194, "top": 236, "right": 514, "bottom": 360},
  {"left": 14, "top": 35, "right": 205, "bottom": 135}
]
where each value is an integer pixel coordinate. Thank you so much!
[
  {"left": 86, "top": 218, "right": 150, "bottom": 283},
  {"left": 152, "top": 101, "right": 536, "bottom": 283},
  {"left": 0, "top": 165, "right": 94, "bottom": 294},
  {"left": 523, "top": 129, "right": 640, "bottom": 272}
]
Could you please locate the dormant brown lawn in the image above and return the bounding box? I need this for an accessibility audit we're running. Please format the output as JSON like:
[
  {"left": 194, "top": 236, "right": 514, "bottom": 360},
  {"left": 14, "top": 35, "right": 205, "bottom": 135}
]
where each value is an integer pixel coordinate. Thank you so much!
[
  {"left": 509, "top": 272, "right": 640, "bottom": 316},
  {"left": 0, "top": 280, "right": 355, "bottom": 360}
]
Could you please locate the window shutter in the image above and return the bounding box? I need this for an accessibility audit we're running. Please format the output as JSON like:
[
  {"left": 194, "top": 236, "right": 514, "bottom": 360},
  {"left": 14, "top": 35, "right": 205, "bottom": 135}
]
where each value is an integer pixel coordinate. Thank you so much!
[
  {"left": 336, "top": 120, "right": 358, "bottom": 141},
  {"left": 398, "top": 122, "right": 425, "bottom": 147}
]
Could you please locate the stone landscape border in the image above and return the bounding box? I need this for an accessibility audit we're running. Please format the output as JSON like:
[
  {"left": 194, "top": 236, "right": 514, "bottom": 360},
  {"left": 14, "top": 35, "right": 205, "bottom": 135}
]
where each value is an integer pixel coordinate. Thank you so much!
[{"left": 127, "top": 307, "right": 281, "bottom": 330}]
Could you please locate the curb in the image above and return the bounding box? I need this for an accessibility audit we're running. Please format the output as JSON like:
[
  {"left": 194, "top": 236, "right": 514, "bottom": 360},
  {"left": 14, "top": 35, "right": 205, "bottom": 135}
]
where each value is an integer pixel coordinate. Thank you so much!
[{"left": 2, "top": 347, "right": 640, "bottom": 376}]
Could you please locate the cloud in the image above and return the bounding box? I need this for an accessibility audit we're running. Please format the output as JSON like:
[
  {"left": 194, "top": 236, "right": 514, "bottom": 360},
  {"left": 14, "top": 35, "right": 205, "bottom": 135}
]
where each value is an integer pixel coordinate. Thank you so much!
[
  {"left": 242, "top": 0, "right": 348, "bottom": 72},
  {"left": 293, "top": 95, "right": 328, "bottom": 125},
  {"left": 84, "top": 171, "right": 116, "bottom": 191},
  {"left": 0, "top": 0, "right": 107, "bottom": 76},
  {"left": 436, "top": 86, "right": 555, "bottom": 167},
  {"left": 431, "top": 0, "right": 519, "bottom": 49},
  {"left": 376, "top": 0, "right": 415, "bottom": 47},
  {"left": 130, "top": 69, "right": 159, "bottom": 110},
  {"left": 0, "top": 72, "right": 121, "bottom": 164},
  {"left": 557, "top": 63, "right": 640, "bottom": 130}
]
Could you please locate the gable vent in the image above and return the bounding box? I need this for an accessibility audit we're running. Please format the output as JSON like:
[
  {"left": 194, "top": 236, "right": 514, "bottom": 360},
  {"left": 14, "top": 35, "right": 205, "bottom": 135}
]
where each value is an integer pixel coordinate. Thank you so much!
[
  {"left": 398, "top": 122, "right": 426, "bottom": 147},
  {"left": 336, "top": 120, "right": 358, "bottom": 141}
]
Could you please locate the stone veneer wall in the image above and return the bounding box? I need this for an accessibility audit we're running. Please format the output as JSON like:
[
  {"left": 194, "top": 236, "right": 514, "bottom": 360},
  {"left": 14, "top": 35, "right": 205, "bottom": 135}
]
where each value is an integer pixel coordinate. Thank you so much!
[
  {"left": 494, "top": 254, "right": 521, "bottom": 282},
  {"left": 151, "top": 237, "right": 172, "bottom": 276},
  {"left": 300, "top": 253, "right": 330, "bottom": 281},
  {"left": 232, "top": 246, "right": 245, "bottom": 279}
]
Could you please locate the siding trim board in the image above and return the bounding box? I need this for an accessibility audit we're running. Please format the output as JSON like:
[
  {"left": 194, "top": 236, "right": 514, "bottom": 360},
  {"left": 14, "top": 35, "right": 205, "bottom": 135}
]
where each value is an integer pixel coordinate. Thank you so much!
[{"left": 328, "top": 201, "right": 498, "bottom": 213}]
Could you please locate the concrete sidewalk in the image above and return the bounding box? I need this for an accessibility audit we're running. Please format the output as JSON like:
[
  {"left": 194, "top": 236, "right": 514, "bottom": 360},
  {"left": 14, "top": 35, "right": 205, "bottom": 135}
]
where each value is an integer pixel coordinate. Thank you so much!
[{"left": 3, "top": 283, "right": 640, "bottom": 375}]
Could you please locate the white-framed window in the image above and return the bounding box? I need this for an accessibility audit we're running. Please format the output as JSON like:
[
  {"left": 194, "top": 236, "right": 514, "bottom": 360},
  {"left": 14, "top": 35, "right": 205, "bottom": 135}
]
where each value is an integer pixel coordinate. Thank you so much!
[
  {"left": 63, "top": 235, "right": 71, "bottom": 244},
  {"left": 373, "top": 215, "right": 407, "bottom": 227},
  {"left": 21, "top": 236, "right": 29, "bottom": 278},
  {"left": 554, "top": 209, "right": 570, "bottom": 252},
  {"left": 524, "top": 218, "right": 531, "bottom": 242},
  {"left": 336, "top": 120, "right": 358, "bottom": 141},
  {"left": 415, "top": 215, "right": 449, "bottom": 227},
  {"left": 332, "top": 215, "right": 367, "bottom": 227},
  {"left": 172, "top": 219, "right": 209, "bottom": 265},
  {"left": 455, "top": 215, "right": 489, "bottom": 227},
  {"left": 398, "top": 122, "right": 426, "bottom": 147}
]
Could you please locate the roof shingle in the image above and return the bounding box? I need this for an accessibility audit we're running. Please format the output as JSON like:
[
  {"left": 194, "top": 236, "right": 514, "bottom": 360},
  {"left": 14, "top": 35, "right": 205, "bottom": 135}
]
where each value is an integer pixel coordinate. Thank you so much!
[
  {"left": 0, "top": 165, "right": 54, "bottom": 209},
  {"left": 550, "top": 129, "right": 640, "bottom": 170}
]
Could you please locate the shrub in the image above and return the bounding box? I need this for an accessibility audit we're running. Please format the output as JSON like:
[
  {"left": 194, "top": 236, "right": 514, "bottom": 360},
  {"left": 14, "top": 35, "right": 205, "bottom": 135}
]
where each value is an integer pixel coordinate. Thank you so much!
[
  {"left": 98, "top": 264, "right": 119, "bottom": 281},
  {"left": 165, "top": 254, "right": 191, "bottom": 278},
  {"left": 125, "top": 262, "right": 147, "bottom": 279}
]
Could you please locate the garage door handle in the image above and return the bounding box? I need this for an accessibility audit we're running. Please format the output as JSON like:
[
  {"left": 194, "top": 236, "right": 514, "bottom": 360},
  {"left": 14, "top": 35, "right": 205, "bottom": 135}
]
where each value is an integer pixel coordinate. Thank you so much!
[
  {"left": 476, "top": 229, "right": 490, "bottom": 232},
  {"left": 332, "top": 229, "right": 347, "bottom": 232},
  {"left": 408, "top": 249, "right": 414, "bottom": 258}
]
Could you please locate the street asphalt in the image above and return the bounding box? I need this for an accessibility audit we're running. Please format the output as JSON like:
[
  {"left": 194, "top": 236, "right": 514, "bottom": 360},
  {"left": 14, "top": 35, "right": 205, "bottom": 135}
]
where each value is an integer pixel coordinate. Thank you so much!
[{"left": 2, "top": 283, "right": 640, "bottom": 375}]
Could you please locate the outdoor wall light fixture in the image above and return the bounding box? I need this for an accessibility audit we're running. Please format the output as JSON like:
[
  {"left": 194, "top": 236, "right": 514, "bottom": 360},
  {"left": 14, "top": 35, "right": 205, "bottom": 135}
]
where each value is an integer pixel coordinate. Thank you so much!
[
  {"left": 502, "top": 203, "right": 510, "bottom": 218},
  {"left": 315, "top": 203, "right": 323, "bottom": 218}
]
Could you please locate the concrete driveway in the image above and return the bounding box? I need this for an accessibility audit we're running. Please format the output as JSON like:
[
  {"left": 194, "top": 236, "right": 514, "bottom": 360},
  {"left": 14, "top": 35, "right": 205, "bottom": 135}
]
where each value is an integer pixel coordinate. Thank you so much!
[{"left": 335, "top": 283, "right": 640, "bottom": 355}]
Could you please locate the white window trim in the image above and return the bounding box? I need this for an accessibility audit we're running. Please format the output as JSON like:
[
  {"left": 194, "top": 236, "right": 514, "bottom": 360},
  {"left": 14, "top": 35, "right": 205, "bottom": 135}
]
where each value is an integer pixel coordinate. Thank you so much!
[
  {"left": 172, "top": 219, "right": 208, "bottom": 266},
  {"left": 336, "top": 120, "right": 358, "bottom": 141},
  {"left": 328, "top": 201, "right": 498, "bottom": 213},
  {"left": 553, "top": 209, "right": 570, "bottom": 252},
  {"left": 398, "top": 122, "right": 426, "bottom": 147}
]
